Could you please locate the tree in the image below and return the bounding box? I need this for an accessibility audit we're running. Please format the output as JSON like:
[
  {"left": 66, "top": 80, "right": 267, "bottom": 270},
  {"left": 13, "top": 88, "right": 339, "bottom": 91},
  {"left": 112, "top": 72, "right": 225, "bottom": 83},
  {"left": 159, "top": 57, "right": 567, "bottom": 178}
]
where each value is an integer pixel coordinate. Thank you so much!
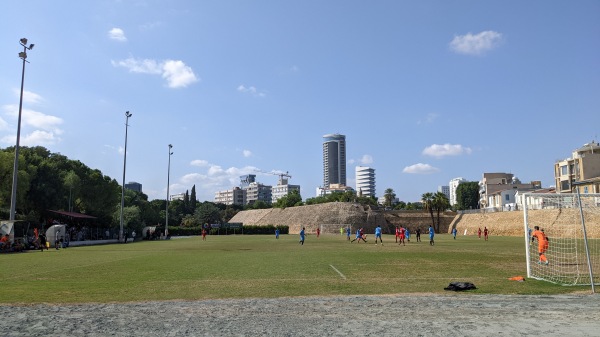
[
  {"left": 195, "top": 202, "right": 221, "bottom": 225},
  {"left": 383, "top": 188, "right": 396, "bottom": 207},
  {"left": 421, "top": 192, "right": 435, "bottom": 231},
  {"left": 190, "top": 185, "right": 197, "bottom": 213},
  {"left": 456, "top": 182, "right": 480, "bottom": 210},
  {"left": 433, "top": 192, "right": 450, "bottom": 232},
  {"left": 63, "top": 170, "right": 81, "bottom": 212},
  {"left": 274, "top": 189, "right": 303, "bottom": 208}
]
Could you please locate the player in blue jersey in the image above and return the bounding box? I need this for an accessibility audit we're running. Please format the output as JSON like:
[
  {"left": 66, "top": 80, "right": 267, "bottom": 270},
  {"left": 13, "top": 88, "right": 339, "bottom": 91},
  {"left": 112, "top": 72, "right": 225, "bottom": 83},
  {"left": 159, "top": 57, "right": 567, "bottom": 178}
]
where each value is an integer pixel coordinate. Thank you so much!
[
  {"left": 452, "top": 227, "right": 457, "bottom": 240},
  {"left": 405, "top": 228, "right": 410, "bottom": 242},
  {"left": 346, "top": 226, "right": 351, "bottom": 241},
  {"left": 374, "top": 225, "right": 383, "bottom": 245},
  {"left": 428, "top": 225, "right": 435, "bottom": 245},
  {"left": 299, "top": 227, "right": 305, "bottom": 245}
]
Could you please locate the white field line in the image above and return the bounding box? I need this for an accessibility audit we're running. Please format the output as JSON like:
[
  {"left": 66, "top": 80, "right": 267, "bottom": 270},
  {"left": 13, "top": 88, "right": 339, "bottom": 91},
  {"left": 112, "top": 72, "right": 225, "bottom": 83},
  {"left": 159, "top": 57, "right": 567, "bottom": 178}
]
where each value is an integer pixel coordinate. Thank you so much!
[{"left": 329, "top": 264, "right": 347, "bottom": 280}]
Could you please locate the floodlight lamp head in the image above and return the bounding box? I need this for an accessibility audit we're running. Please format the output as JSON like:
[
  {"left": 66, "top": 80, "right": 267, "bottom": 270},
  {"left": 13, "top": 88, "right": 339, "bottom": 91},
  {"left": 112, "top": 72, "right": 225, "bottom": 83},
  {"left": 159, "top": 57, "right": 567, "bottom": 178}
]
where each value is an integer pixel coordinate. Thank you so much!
[
  {"left": 18, "top": 51, "right": 27, "bottom": 60},
  {"left": 20, "top": 38, "right": 28, "bottom": 45},
  {"left": 28, "top": 44, "right": 34, "bottom": 50},
  {"left": 125, "top": 111, "right": 132, "bottom": 117},
  {"left": 168, "top": 144, "right": 173, "bottom": 149}
]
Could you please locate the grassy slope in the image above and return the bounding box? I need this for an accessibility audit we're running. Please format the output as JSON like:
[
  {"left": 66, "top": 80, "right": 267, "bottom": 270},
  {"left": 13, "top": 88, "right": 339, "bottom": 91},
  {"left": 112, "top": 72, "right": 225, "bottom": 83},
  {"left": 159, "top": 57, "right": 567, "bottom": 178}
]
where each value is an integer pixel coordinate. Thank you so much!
[{"left": 0, "top": 234, "right": 586, "bottom": 304}]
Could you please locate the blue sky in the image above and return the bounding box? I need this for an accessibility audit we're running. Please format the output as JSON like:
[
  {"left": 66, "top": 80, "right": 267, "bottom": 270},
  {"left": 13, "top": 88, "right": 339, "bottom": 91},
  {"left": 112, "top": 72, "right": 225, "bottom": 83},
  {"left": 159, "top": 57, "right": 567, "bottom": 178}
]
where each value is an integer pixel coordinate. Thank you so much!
[{"left": 1, "top": 1, "right": 599, "bottom": 203}]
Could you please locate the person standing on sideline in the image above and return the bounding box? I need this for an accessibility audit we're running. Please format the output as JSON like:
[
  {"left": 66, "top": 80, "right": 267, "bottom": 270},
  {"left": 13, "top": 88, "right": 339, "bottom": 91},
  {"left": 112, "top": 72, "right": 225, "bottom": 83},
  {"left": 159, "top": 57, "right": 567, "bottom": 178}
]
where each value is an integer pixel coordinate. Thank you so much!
[
  {"left": 478, "top": 227, "right": 482, "bottom": 239},
  {"left": 316, "top": 227, "right": 321, "bottom": 238},
  {"left": 428, "top": 226, "right": 435, "bottom": 246},
  {"left": 340, "top": 227, "right": 344, "bottom": 236},
  {"left": 416, "top": 228, "right": 421, "bottom": 242},
  {"left": 374, "top": 225, "right": 383, "bottom": 245},
  {"left": 132, "top": 230, "right": 136, "bottom": 242},
  {"left": 39, "top": 233, "right": 47, "bottom": 251},
  {"left": 484, "top": 227, "right": 489, "bottom": 241},
  {"left": 531, "top": 226, "right": 549, "bottom": 265},
  {"left": 275, "top": 228, "right": 280, "bottom": 239},
  {"left": 346, "top": 227, "right": 351, "bottom": 241},
  {"left": 452, "top": 228, "right": 457, "bottom": 240},
  {"left": 54, "top": 230, "right": 60, "bottom": 250},
  {"left": 299, "top": 227, "right": 305, "bottom": 245}
]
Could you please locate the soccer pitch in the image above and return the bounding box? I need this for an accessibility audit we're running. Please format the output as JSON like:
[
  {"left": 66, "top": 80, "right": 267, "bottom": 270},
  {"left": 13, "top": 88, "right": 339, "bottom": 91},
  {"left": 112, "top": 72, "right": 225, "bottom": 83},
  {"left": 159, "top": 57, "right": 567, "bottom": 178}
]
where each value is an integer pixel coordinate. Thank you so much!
[{"left": 0, "top": 233, "right": 587, "bottom": 304}]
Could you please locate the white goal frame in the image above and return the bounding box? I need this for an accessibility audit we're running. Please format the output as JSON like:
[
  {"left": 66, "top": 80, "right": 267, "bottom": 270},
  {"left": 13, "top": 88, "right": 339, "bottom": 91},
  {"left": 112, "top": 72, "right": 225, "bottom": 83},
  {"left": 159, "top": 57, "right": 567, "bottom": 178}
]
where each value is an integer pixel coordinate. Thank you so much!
[{"left": 522, "top": 192, "right": 599, "bottom": 292}]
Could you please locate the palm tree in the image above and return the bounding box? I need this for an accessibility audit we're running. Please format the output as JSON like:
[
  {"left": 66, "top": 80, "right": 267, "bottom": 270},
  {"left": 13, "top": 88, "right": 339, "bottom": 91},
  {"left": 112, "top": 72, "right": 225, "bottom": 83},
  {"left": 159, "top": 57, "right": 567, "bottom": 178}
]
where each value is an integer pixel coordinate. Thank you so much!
[
  {"left": 421, "top": 192, "right": 435, "bottom": 231},
  {"left": 384, "top": 188, "right": 396, "bottom": 208},
  {"left": 433, "top": 192, "right": 450, "bottom": 232}
]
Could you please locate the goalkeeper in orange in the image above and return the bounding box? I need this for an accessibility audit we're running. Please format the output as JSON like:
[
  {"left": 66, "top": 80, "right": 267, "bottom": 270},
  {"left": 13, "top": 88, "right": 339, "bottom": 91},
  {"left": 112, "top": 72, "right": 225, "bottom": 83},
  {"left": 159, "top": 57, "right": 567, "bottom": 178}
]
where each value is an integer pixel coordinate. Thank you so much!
[{"left": 531, "top": 226, "right": 549, "bottom": 265}]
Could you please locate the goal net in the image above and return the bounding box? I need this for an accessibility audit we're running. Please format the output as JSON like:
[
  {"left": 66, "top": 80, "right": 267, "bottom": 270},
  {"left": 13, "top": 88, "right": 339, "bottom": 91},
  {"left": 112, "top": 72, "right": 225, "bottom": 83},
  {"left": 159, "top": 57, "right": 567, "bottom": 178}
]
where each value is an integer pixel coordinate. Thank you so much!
[
  {"left": 319, "top": 224, "right": 351, "bottom": 235},
  {"left": 522, "top": 193, "right": 600, "bottom": 288}
]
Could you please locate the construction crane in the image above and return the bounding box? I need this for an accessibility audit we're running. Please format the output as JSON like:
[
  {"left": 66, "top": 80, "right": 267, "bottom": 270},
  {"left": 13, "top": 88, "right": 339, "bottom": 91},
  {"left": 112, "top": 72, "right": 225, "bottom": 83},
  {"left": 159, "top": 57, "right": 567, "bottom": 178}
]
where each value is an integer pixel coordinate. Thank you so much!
[{"left": 254, "top": 170, "right": 292, "bottom": 185}]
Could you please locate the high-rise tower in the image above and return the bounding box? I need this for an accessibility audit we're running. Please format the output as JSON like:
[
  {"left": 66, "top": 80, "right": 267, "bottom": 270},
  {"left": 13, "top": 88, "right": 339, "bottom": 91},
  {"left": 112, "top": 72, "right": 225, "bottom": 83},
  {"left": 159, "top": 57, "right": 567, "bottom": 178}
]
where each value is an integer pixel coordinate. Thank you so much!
[{"left": 323, "top": 133, "right": 346, "bottom": 188}]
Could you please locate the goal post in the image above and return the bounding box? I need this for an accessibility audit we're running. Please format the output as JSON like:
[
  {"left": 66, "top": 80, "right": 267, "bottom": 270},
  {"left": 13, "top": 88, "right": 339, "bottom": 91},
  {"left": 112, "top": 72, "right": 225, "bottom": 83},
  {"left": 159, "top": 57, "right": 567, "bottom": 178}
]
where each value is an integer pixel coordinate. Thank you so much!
[{"left": 522, "top": 192, "right": 599, "bottom": 292}]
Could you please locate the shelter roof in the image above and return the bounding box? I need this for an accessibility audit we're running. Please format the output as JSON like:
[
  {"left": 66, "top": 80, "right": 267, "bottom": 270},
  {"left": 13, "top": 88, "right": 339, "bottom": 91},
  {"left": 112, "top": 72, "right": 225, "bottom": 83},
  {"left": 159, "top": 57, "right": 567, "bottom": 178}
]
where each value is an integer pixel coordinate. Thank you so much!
[{"left": 48, "top": 210, "right": 97, "bottom": 219}]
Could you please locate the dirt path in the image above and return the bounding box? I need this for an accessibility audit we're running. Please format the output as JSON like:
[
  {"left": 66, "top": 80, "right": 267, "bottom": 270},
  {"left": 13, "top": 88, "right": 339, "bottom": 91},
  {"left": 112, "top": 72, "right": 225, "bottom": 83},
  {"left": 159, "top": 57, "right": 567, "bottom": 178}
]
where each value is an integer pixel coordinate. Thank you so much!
[{"left": 2, "top": 294, "right": 600, "bottom": 336}]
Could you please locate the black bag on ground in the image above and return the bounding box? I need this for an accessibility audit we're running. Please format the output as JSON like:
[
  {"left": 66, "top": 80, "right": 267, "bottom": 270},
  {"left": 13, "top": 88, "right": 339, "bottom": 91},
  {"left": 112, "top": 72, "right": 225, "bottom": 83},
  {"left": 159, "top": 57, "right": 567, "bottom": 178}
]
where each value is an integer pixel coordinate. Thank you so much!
[{"left": 444, "top": 282, "right": 477, "bottom": 291}]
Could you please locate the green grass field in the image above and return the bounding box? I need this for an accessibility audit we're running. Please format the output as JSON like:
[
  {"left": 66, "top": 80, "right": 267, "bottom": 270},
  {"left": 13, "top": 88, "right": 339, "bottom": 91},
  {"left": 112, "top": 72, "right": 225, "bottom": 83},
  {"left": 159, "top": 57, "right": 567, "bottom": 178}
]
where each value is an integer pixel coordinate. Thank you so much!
[{"left": 0, "top": 233, "right": 589, "bottom": 304}]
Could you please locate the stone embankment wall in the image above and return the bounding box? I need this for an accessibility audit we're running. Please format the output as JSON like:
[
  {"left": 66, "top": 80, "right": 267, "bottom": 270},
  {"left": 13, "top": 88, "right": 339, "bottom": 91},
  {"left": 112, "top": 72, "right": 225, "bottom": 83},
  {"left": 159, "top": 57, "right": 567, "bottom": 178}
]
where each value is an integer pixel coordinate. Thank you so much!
[
  {"left": 448, "top": 208, "right": 600, "bottom": 238},
  {"left": 229, "top": 203, "right": 455, "bottom": 234},
  {"left": 230, "top": 203, "right": 600, "bottom": 238}
]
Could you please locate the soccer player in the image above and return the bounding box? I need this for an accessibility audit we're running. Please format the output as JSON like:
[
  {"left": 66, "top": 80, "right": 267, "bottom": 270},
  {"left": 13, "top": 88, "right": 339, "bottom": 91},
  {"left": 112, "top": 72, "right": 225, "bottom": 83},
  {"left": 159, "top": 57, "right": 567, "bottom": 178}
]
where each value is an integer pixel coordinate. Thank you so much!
[
  {"left": 398, "top": 226, "right": 406, "bottom": 246},
  {"left": 299, "top": 227, "right": 305, "bottom": 245},
  {"left": 395, "top": 226, "right": 400, "bottom": 243},
  {"left": 275, "top": 228, "right": 280, "bottom": 239},
  {"left": 346, "top": 226, "right": 351, "bottom": 241},
  {"left": 452, "top": 228, "right": 457, "bottom": 240},
  {"left": 405, "top": 227, "right": 410, "bottom": 242},
  {"left": 478, "top": 227, "right": 482, "bottom": 239},
  {"left": 202, "top": 228, "right": 207, "bottom": 241},
  {"left": 316, "top": 227, "right": 321, "bottom": 238},
  {"left": 531, "top": 226, "right": 549, "bottom": 265},
  {"left": 484, "top": 227, "right": 489, "bottom": 241},
  {"left": 374, "top": 225, "right": 383, "bottom": 245},
  {"left": 428, "top": 226, "right": 435, "bottom": 246},
  {"left": 416, "top": 228, "right": 421, "bottom": 242}
]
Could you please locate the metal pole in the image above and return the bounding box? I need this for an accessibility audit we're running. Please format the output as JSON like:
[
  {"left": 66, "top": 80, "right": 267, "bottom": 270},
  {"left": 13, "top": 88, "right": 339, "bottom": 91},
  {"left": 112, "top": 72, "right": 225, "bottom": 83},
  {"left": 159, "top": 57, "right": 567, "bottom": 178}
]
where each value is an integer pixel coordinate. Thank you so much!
[
  {"left": 522, "top": 193, "right": 532, "bottom": 278},
  {"left": 9, "top": 39, "right": 33, "bottom": 221},
  {"left": 575, "top": 187, "right": 596, "bottom": 293},
  {"left": 165, "top": 144, "right": 173, "bottom": 237},
  {"left": 119, "top": 111, "right": 132, "bottom": 242}
]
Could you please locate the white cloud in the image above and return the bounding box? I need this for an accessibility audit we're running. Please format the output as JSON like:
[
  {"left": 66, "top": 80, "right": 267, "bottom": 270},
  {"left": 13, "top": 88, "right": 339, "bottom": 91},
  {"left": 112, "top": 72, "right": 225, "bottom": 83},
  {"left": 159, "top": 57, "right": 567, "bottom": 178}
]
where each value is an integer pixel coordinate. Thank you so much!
[
  {"left": 112, "top": 57, "right": 198, "bottom": 88},
  {"left": 162, "top": 60, "right": 199, "bottom": 88},
  {"left": 347, "top": 159, "right": 355, "bottom": 165},
  {"left": 422, "top": 144, "right": 472, "bottom": 158},
  {"left": 417, "top": 113, "right": 439, "bottom": 125},
  {"left": 190, "top": 159, "right": 209, "bottom": 167},
  {"left": 449, "top": 31, "right": 503, "bottom": 56},
  {"left": 237, "top": 85, "right": 266, "bottom": 97},
  {"left": 403, "top": 163, "right": 440, "bottom": 174},
  {"left": 13, "top": 90, "right": 44, "bottom": 104},
  {"left": 360, "top": 154, "right": 373, "bottom": 165},
  {"left": 1, "top": 104, "right": 63, "bottom": 146},
  {"left": 243, "top": 150, "right": 252, "bottom": 158},
  {"left": 108, "top": 28, "right": 127, "bottom": 42}
]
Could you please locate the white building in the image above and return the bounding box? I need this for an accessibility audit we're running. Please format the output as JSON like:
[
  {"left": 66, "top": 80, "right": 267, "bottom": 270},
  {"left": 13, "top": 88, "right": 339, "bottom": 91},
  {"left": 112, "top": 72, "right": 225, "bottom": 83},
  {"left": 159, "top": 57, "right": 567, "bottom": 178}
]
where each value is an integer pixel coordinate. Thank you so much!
[
  {"left": 272, "top": 178, "right": 301, "bottom": 204},
  {"left": 449, "top": 177, "right": 467, "bottom": 206},
  {"left": 437, "top": 185, "right": 450, "bottom": 200},
  {"left": 355, "top": 166, "right": 375, "bottom": 198},
  {"left": 214, "top": 187, "right": 245, "bottom": 206}
]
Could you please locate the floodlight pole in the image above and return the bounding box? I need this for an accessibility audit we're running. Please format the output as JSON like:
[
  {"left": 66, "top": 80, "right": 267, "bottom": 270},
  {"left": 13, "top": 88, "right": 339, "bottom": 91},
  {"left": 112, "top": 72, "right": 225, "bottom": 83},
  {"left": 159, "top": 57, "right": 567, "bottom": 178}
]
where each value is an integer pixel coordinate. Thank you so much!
[
  {"left": 9, "top": 38, "right": 34, "bottom": 221},
  {"left": 165, "top": 144, "right": 173, "bottom": 238},
  {"left": 119, "top": 111, "right": 132, "bottom": 242}
]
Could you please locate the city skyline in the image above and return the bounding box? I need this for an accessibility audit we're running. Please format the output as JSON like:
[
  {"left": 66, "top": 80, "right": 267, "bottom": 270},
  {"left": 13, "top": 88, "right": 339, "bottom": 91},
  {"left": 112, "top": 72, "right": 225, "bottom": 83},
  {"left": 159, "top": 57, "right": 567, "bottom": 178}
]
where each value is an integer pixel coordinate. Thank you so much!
[{"left": 1, "top": 1, "right": 598, "bottom": 204}]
